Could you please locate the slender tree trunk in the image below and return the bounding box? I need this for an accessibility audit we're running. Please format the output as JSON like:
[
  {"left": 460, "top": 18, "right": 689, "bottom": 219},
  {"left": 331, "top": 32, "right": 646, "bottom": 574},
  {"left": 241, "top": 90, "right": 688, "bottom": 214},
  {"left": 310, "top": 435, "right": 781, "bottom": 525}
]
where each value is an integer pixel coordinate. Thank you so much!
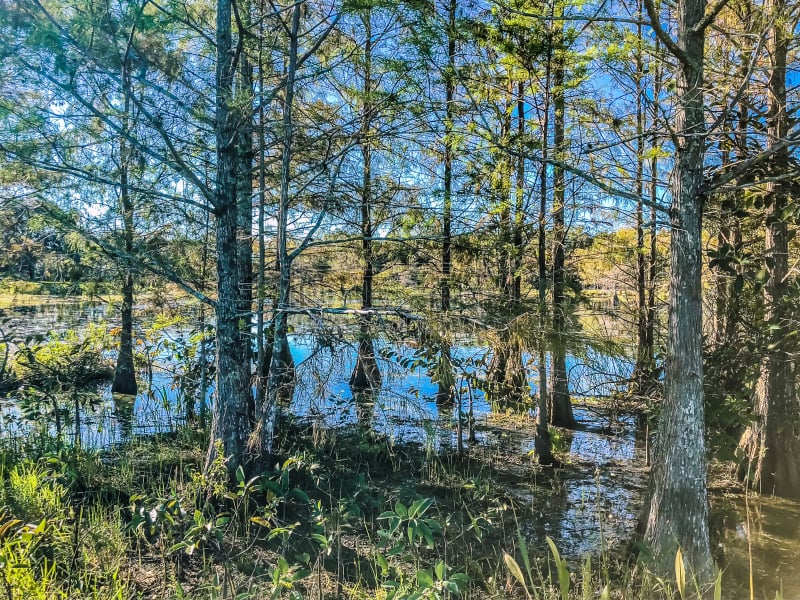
[
  {"left": 644, "top": 40, "right": 661, "bottom": 371},
  {"left": 642, "top": 0, "right": 713, "bottom": 577},
  {"left": 208, "top": 0, "right": 252, "bottom": 474},
  {"left": 261, "top": 2, "right": 301, "bottom": 457},
  {"left": 351, "top": 11, "right": 381, "bottom": 393},
  {"left": 237, "top": 50, "right": 255, "bottom": 424},
  {"left": 198, "top": 208, "right": 211, "bottom": 428},
  {"left": 630, "top": 9, "right": 650, "bottom": 396},
  {"left": 739, "top": 0, "right": 800, "bottom": 499},
  {"left": 513, "top": 81, "right": 525, "bottom": 308},
  {"left": 535, "top": 12, "right": 555, "bottom": 465},
  {"left": 112, "top": 55, "right": 137, "bottom": 397},
  {"left": 255, "top": 2, "right": 268, "bottom": 413},
  {"left": 549, "top": 32, "right": 574, "bottom": 428},
  {"left": 436, "top": 0, "right": 456, "bottom": 405}
]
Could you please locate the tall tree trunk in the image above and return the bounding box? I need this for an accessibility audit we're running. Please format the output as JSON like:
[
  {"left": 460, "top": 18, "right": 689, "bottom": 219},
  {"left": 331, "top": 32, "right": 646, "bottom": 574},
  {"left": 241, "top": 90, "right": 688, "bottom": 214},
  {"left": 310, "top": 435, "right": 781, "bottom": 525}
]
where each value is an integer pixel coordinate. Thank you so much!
[
  {"left": 642, "top": 0, "right": 713, "bottom": 578},
  {"left": 436, "top": 0, "right": 456, "bottom": 405},
  {"left": 112, "top": 55, "right": 137, "bottom": 397},
  {"left": 261, "top": 1, "right": 302, "bottom": 457},
  {"left": 739, "top": 0, "right": 800, "bottom": 499},
  {"left": 644, "top": 38, "right": 662, "bottom": 372},
  {"left": 549, "top": 31, "right": 574, "bottom": 428},
  {"left": 208, "top": 0, "right": 253, "bottom": 474},
  {"left": 513, "top": 81, "right": 525, "bottom": 309},
  {"left": 535, "top": 11, "right": 555, "bottom": 465},
  {"left": 487, "top": 86, "right": 526, "bottom": 408},
  {"left": 255, "top": 2, "right": 268, "bottom": 413},
  {"left": 237, "top": 49, "right": 255, "bottom": 424},
  {"left": 351, "top": 10, "right": 381, "bottom": 393},
  {"left": 630, "top": 8, "right": 651, "bottom": 396}
]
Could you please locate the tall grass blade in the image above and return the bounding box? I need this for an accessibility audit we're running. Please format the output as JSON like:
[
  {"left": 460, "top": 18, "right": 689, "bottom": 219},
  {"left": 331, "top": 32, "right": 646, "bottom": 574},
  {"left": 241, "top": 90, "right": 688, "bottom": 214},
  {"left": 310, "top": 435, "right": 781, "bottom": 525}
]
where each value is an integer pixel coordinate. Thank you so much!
[
  {"left": 674, "top": 547, "right": 686, "bottom": 600},
  {"left": 545, "top": 536, "right": 570, "bottom": 600},
  {"left": 503, "top": 552, "right": 530, "bottom": 599}
]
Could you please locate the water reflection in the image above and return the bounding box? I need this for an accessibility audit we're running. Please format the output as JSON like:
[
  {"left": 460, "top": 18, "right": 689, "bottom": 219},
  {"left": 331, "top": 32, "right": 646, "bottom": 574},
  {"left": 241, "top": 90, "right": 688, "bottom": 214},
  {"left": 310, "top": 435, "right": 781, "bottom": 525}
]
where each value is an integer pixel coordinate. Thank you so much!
[
  {"left": 0, "top": 303, "right": 741, "bottom": 575},
  {"left": 518, "top": 410, "right": 644, "bottom": 559},
  {"left": 112, "top": 393, "right": 135, "bottom": 441},
  {"left": 714, "top": 494, "right": 800, "bottom": 599}
]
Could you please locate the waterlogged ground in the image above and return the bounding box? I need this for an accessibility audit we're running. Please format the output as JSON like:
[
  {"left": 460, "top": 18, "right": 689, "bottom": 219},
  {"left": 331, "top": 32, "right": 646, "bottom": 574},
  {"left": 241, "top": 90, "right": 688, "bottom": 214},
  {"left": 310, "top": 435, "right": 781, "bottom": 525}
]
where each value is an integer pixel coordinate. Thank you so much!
[
  {"left": 712, "top": 485, "right": 800, "bottom": 599},
  {"left": 1, "top": 298, "right": 799, "bottom": 597}
]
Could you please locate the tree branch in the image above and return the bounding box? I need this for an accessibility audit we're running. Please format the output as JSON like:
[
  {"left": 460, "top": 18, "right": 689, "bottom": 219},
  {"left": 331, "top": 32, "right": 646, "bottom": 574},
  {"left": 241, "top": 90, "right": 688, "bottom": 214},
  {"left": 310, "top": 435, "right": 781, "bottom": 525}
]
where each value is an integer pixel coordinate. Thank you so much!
[{"left": 642, "top": 0, "right": 689, "bottom": 66}]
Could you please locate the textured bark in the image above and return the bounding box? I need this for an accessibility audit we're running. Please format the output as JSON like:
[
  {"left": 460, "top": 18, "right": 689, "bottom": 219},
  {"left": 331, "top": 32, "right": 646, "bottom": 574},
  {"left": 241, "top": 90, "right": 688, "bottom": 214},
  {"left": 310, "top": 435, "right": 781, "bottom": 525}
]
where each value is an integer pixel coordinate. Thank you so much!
[
  {"left": 208, "top": 0, "right": 253, "bottom": 475},
  {"left": 642, "top": 0, "right": 713, "bottom": 578},
  {"left": 631, "top": 21, "right": 661, "bottom": 398},
  {"left": 549, "top": 41, "right": 573, "bottom": 428},
  {"left": 237, "top": 50, "right": 255, "bottom": 424},
  {"left": 261, "top": 2, "right": 301, "bottom": 458},
  {"left": 738, "top": 0, "right": 800, "bottom": 500},
  {"left": 534, "top": 16, "right": 554, "bottom": 465},
  {"left": 350, "top": 334, "right": 380, "bottom": 392},
  {"left": 112, "top": 56, "right": 137, "bottom": 398},
  {"left": 630, "top": 14, "right": 650, "bottom": 396},
  {"left": 212, "top": 200, "right": 252, "bottom": 473},
  {"left": 486, "top": 335, "right": 527, "bottom": 410},
  {"left": 112, "top": 270, "right": 137, "bottom": 396},
  {"left": 437, "top": 0, "right": 456, "bottom": 405}
]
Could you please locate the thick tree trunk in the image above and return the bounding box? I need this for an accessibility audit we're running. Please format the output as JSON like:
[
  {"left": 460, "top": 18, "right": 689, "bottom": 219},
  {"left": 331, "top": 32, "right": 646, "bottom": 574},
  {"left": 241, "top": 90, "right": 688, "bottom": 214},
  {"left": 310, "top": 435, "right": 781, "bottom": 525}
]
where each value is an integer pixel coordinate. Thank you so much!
[
  {"left": 642, "top": 0, "right": 713, "bottom": 578},
  {"left": 112, "top": 271, "right": 137, "bottom": 396},
  {"left": 487, "top": 86, "right": 527, "bottom": 404},
  {"left": 486, "top": 334, "right": 527, "bottom": 410},
  {"left": 739, "top": 0, "right": 800, "bottom": 499},
  {"left": 212, "top": 200, "right": 253, "bottom": 473},
  {"left": 208, "top": 0, "right": 253, "bottom": 474},
  {"left": 549, "top": 44, "right": 574, "bottom": 428}
]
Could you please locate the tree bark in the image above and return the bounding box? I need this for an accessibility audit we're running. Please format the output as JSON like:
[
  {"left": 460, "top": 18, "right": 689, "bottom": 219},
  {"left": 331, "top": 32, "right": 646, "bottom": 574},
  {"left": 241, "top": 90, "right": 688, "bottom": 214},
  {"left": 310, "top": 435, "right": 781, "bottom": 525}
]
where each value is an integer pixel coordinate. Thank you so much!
[
  {"left": 630, "top": 8, "right": 652, "bottom": 396},
  {"left": 261, "top": 1, "right": 302, "bottom": 457},
  {"left": 642, "top": 0, "right": 713, "bottom": 578},
  {"left": 487, "top": 83, "right": 526, "bottom": 406},
  {"left": 208, "top": 0, "right": 253, "bottom": 475},
  {"left": 237, "top": 48, "right": 255, "bottom": 424},
  {"left": 436, "top": 0, "right": 456, "bottom": 405},
  {"left": 535, "top": 7, "right": 555, "bottom": 465},
  {"left": 549, "top": 32, "right": 574, "bottom": 428},
  {"left": 112, "top": 55, "right": 137, "bottom": 397},
  {"left": 644, "top": 38, "right": 662, "bottom": 376},
  {"left": 351, "top": 10, "right": 381, "bottom": 393}
]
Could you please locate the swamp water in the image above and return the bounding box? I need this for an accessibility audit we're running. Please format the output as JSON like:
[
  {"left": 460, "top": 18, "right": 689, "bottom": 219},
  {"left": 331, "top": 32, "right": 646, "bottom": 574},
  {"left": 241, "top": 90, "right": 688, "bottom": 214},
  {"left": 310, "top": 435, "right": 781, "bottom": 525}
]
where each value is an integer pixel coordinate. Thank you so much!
[{"left": 0, "top": 299, "right": 798, "bottom": 597}]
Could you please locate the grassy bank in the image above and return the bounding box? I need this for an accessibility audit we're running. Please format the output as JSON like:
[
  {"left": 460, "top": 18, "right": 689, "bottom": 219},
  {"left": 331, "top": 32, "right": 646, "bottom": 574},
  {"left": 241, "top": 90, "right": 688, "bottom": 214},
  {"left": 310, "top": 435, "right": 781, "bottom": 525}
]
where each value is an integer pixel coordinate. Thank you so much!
[{"left": 0, "top": 416, "right": 740, "bottom": 600}]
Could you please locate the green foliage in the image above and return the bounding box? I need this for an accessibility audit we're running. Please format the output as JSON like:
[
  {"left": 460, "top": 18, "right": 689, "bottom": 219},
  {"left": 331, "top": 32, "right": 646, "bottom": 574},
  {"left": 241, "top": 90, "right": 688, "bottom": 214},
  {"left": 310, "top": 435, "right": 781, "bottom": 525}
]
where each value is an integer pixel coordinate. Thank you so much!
[
  {"left": 378, "top": 497, "right": 442, "bottom": 554},
  {"left": 2, "top": 461, "right": 66, "bottom": 522}
]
